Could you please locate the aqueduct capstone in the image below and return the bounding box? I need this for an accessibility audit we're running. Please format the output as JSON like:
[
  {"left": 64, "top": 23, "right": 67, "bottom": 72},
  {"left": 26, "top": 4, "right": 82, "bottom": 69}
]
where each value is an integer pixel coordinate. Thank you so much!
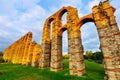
[{"left": 3, "top": 1, "right": 120, "bottom": 80}]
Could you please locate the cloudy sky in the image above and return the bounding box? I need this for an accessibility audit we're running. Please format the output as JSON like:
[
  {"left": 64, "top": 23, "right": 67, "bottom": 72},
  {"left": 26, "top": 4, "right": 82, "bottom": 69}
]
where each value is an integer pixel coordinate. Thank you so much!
[{"left": 0, "top": 0, "right": 120, "bottom": 53}]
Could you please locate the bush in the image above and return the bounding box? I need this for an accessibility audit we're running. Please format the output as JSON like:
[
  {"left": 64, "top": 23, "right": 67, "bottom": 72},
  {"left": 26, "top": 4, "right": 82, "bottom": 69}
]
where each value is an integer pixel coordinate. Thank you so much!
[
  {"left": 95, "top": 60, "right": 103, "bottom": 64},
  {"left": 63, "top": 54, "right": 69, "bottom": 59},
  {"left": 0, "top": 58, "right": 5, "bottom": 63},
  {"left": 84, "top": 51, "right": 103, "bottom": 64},
  {"left": 0, "top": 52, "right": 3, "bottom": 56}
]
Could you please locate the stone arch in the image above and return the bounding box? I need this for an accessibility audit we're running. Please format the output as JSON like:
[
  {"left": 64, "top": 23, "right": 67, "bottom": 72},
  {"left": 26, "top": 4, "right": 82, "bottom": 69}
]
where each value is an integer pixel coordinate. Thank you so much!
[
  {"left": 78, "top": 14, "right": 94, "bottom": 27},
  {"left": 40, "top": 17, "right": 54, "bottom": 68},
  {"left": 58, "top": 25, "right": 67, "bottom": 36},
  {"left": 58, "top": 8, "right": 67, "bottom": 20},
  {"left": 56, "top": 6, "right": 76, "bottom": 19},
  {"left": 42, "top": 18, "right": 54, "bottom": 42},
  {"left": 50, "top": 6, "right": 80, "bottom": 72},
  {"left": 79, "top": 13, "right": 102, "bottom": 74},
  {"left": 3, "top": 0, "right": 120, "bottom": 80},
  {"left": 40, "top": 1, "right": 120, "bottom": 79}
]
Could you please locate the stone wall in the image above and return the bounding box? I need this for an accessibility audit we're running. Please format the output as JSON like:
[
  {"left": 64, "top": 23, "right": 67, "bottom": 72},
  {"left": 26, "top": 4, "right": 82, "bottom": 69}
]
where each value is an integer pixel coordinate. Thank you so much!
[{"left": 3, "top": 32, "right": 41, "bottom": 67}]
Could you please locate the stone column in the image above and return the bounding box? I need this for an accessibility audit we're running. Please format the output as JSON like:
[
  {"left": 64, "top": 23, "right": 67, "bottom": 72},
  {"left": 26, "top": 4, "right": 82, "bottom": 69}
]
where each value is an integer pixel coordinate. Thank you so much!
[
  {"left": 50, "top": 36, "right": 62, "bottom": 71},
  {"left": 12, "top": 41, "right": 19, "bottom": 64},
  {"left": 22, "top": 32, "right": 32, "bottom": 65},
  {"left": 50, "top": 19, "right": 63, "bottom": 71},
  {"left": 39, "top": 23, "right": 51, "bottom": 68},
  {"left": 67, "top": 9, "right": 85, "bottom": 76},
  {"left": 18, "top": 37, "right": 26, "bottom": 64},
  {"left": 15, "top": 40, "right": 22, "bottom": 64},
  {"left": 92, "top": 1, "right": 120, "bottom": 80},
  {"left": 68, "top": 30, "right": 85, "bottom": 76},
  {"left": 32, "top": 44, "right": 41, "bottom": 67},
  {"left": 26, "top": 41, "right": 36, "bottom": 66}
]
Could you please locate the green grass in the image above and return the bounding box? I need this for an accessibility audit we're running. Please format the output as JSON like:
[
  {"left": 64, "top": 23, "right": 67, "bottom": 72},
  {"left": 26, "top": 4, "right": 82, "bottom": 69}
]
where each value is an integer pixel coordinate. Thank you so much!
[{"left": 0, "top": 59, "right": 105, "bottom": 80}]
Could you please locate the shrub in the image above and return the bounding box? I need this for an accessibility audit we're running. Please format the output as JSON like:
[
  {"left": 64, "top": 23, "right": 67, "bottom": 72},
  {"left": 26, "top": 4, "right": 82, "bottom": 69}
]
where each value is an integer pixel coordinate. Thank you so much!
[
  {"left": 63, "top": 54, "right": 69, "bottom": 59},
  {"left": 0, "top": 58, "right": 5, "bottom": 63},
  {"left": 84, "top": 51, "right": 103, "bottom": 64}
]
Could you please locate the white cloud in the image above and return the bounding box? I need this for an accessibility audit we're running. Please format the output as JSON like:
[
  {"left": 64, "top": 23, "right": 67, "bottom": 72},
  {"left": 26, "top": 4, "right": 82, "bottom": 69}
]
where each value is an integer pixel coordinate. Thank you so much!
[{"left": 19, "top": 5, "right": 46, "bottom": 23}]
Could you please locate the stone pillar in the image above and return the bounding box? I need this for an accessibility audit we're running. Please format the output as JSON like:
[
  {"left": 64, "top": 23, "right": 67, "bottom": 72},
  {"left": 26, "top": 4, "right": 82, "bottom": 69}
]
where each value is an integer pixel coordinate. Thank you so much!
[
  {"left": 18, "top": 37, "right": 26, "bottom": 64},
  {"left": 92, "top": 1, "right": 120, "bottom": 80},
  {"left": 68, "top": 31, "right": 85, "bottom": 76},
  {"left": 15, "top": 40, "right": 22, "bottom": 64},
  {"left": 12, "top": 41, "right": 19, "bottom": 64},
  {"left": 11, "top": 44, "right": 16, "bottom": 63},
  {"left": 39, "top": 22, "right": 51, "bottom": 68},
  {"left": 22, "top": 32, "right": 32, "bottom": 65},
  {"left": 50, "top": 36, "right": 62, "bottom": 71},
  {"left": 67, "top": 8, "right": 85, "bottom": 76},
  {"left": 50, "top": 19, "right": 63, "bottom": 71},
  {"left": 26, "top": 41, "right": 36, "bottom": 66},
  {"left": 32, "top": 44, "right": 41, "bottom": 67}
]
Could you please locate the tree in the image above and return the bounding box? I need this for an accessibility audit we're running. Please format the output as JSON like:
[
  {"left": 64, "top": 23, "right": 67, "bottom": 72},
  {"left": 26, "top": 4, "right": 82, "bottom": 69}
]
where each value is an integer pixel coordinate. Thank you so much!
[
  {"left": 85, "top": 50, "right": 93, "bottom": 59},
  {"left": 0, "top": 51, "right": 3, "bottom": 56},
  {"left": 84, "top": 51, "right": 103, "bottom": 64},
  {"left": 0, "top": 51, "right": 4, "bottom": 63},
  {"left": 91, "top": 51, "right": 103, "bottom": 64}
]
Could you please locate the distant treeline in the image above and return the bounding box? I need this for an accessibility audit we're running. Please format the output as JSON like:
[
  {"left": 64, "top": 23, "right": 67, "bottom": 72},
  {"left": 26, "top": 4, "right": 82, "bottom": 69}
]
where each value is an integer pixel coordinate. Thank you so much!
[
  {"left": 63, "top": 51, "right": 103, "bottom": 64},
  {"left": 84, "top": 51, "right": 103, "bottom": 64},
  {"left": 0, "top": 51, "right": 3, "bottom": 56},
  {"left": 0, "top": 51, "right": 4, "bottom": 63}
]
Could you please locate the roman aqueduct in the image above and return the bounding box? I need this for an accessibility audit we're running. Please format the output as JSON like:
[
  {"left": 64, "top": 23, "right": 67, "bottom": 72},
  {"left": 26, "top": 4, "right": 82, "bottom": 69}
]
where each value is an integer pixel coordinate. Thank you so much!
[{"left": 3, "top": 1, "right": 120, "bottom": 80}]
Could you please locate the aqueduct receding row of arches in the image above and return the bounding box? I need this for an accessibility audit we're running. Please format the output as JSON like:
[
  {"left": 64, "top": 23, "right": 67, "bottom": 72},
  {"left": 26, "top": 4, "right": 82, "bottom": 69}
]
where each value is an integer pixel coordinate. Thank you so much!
[{"left": 3, "top": 1, "right": 120, "bottom": 80}]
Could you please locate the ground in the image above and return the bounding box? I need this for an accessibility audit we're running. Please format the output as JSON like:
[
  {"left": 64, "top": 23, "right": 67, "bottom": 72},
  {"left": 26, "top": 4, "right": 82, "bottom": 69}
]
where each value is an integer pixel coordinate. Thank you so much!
[{"left": 0, "top": 59, "right": 105, "bottom": 80}]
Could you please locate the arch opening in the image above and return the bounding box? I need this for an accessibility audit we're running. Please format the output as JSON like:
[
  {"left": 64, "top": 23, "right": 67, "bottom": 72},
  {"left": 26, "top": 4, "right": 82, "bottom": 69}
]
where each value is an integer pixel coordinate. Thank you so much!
[
  {"left": 61, "top": 29, "right": 69, "bottom": 70},
  {"left": 58, "top": 9, "right": 68, "bottom": 26},
  {"left": 47, "top": 18, "right": 54, "bottom": 40},
  {"left": 58, "top": 9, "right": 67, "bottom": 20},
  {"left": 81, "top": 22, "right": 100, "bottom": 52},
  {"left": 80, "top": 22, "right": 105, "bottom": 77},
  {"left": 62, "top": 29, "right": 68, "bottom": 54}
]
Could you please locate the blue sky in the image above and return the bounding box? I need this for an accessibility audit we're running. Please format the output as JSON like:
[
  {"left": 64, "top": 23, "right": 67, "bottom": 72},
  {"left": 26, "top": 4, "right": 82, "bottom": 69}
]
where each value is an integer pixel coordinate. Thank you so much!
[{"left": 0, "top": 0, "right": 120, "bottom": 53}]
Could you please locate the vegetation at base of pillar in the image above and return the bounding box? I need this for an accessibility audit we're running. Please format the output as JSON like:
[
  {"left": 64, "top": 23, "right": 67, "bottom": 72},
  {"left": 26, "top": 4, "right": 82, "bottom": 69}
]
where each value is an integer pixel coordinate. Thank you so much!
[
  {"left": 0, "top": 51, "right": 4, "bottom": 63},
  {"left": 84, "top": 51, "right": 103, "bottom": 64}
]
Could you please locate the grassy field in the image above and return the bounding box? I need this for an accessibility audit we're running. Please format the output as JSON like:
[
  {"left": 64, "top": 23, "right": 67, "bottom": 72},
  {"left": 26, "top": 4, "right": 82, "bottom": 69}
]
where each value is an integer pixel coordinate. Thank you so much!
[{"left": 0, "top": 59, "right": 105, "bottom": 80}]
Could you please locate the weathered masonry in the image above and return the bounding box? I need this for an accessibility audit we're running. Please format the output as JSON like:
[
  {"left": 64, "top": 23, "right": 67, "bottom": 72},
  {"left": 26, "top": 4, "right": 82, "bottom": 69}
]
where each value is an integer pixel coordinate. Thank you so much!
[
  {"left": 3, "top": 32, "right": 41, "bottom": 67},
  {"left": 3, "top": 1, "right": 120, "bottom": 80},
  {"left": 40, "top": 1, "right": 120, "bottom": 80}
]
